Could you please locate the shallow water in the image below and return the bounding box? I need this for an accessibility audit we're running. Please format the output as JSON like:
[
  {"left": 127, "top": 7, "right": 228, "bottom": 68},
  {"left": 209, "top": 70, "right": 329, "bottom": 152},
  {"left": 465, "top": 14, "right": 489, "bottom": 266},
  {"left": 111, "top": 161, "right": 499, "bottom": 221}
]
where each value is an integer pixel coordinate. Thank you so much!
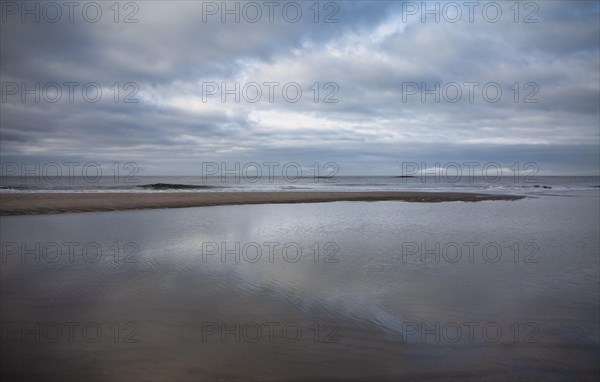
[{"left": 1, "top": 192, "right": 599, "bottom": 381}]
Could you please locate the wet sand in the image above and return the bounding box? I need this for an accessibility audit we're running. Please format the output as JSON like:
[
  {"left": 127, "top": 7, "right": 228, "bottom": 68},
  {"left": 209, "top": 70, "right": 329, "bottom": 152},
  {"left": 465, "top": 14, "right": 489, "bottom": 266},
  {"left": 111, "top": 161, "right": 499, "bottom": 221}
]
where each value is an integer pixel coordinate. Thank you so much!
[{"left": 0, "top": 192, "right": 524, "bottom": 216}]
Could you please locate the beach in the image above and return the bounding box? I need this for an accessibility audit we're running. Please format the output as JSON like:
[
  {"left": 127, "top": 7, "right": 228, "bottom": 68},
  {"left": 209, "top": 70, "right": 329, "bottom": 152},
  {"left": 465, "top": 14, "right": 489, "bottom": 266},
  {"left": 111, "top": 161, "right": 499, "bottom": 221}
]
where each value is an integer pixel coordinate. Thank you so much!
[
  {"left": 2, "top": 0, "right": 598, "bottom": 379},
  {"left": 0, "top": 191, "right": 524, "bottom": 216},
  {"left": 2, "top": 192, "right": 598, "bottom": 381}
]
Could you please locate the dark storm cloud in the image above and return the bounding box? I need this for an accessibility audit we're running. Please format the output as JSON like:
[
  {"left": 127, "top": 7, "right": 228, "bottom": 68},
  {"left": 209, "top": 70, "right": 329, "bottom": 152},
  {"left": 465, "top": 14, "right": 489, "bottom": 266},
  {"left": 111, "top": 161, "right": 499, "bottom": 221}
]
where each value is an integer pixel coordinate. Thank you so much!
[{"left": 1, "top": 0, "right": 598, "bottom": 175}]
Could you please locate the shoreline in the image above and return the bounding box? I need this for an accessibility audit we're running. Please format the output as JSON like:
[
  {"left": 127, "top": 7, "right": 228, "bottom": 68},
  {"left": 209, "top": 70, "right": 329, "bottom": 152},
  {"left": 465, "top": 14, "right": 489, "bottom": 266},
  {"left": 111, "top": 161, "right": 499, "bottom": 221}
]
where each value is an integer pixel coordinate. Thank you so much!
[{"left": 0, "top": 192, "right": 525, "bottom": 216}]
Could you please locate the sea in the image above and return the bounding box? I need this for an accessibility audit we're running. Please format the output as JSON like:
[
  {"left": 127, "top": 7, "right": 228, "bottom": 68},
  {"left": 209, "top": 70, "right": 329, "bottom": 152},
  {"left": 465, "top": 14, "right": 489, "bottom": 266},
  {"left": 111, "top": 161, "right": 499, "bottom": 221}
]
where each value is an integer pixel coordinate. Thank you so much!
[
  {"left": 1, "top": 175, "right": 599, "bottom": 194},
  {"left": 1, "top": 176, "right": 599, "bottom": 380}
]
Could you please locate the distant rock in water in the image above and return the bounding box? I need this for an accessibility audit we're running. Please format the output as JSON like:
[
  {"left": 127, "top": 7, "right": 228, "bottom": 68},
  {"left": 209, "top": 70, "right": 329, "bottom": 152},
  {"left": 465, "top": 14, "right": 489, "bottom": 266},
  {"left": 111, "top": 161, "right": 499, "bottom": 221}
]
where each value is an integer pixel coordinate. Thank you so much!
[
  {"left": 0, "top": 185, "right": 29, "bottom": 190},
  {"left": 138, "top": 183, "right": 214, "bottom": 190},
  {"left": 396, "top": 176, "right": 416, "bottom": 178},
  {"left": 532, "top": 185, "right": 552, "bottom": 189}
]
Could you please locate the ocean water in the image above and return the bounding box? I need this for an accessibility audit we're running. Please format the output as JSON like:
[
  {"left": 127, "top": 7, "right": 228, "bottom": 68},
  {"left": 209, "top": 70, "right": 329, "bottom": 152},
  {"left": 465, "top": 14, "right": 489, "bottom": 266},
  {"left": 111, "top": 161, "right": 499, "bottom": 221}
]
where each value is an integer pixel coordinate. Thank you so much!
[
  {"left": 1, "top": 175, "right": 599, "bottom": 195},
  {"left": 1, "top": 191, "right": 598, "bottom": 381}
]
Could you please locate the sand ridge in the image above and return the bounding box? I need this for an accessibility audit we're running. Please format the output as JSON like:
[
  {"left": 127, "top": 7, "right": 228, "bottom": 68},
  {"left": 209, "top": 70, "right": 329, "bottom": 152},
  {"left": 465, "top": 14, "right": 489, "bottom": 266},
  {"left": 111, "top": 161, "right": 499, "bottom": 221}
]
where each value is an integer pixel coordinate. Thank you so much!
[{"left": 0, "top": 192, "right": 525, "bottom": 216}]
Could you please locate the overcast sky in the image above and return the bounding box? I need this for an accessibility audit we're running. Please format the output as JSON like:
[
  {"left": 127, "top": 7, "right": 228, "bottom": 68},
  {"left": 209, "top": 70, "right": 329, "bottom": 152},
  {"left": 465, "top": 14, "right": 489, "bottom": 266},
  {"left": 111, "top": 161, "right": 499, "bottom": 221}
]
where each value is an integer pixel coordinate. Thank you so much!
[{"left": 1, "top": 0, "right": 599, "bottom": 175}]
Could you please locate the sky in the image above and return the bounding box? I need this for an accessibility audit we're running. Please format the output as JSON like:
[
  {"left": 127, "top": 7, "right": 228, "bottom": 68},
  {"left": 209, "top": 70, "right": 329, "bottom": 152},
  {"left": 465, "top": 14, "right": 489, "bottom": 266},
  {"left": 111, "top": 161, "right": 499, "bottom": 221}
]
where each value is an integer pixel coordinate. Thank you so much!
[{"left": 1, "top": 0, "right": 599, "bottom": 176}]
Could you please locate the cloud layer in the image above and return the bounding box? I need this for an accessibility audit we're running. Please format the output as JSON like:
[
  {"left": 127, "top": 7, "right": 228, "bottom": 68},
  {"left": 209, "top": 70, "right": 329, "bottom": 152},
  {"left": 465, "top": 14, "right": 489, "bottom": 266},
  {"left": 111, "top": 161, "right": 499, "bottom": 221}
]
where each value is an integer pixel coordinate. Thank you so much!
[{"left": 1, "top": 0, "right": 599, "bottom": 175}]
